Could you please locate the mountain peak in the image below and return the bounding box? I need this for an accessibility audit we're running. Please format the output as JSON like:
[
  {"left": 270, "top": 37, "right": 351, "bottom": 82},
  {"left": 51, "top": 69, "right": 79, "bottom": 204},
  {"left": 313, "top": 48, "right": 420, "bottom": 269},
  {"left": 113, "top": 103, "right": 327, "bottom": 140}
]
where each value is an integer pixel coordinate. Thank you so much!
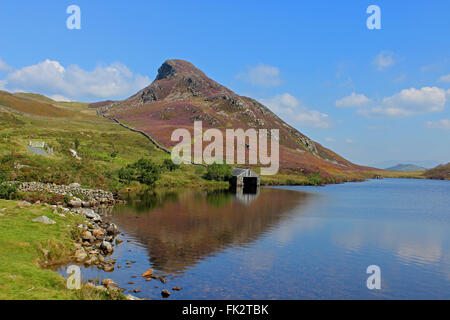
[{"left": 155, "top": 59, "right": 207, "bottom": 81}]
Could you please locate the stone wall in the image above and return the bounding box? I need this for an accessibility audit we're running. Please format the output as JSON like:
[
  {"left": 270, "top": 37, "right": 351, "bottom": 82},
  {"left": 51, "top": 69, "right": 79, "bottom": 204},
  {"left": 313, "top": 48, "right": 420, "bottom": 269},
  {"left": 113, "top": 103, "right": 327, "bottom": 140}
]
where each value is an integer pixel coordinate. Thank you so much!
[{"left": 16, "top": 182, "right": 116, "bottom": 206}]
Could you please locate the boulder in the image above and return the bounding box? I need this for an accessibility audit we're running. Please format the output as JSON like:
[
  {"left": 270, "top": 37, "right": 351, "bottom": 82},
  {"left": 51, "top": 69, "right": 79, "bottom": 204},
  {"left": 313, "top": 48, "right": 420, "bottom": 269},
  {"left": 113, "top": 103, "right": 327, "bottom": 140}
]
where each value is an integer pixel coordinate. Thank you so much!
[
  {"left": 17, "top": 201, "right": 32, "bottom": 208},
  {"left": 101, "top": 241, "right": 113, "bottom": 254},
  {"left": 103, "top": 265, "right": 114, "bottom": 272},
  {"left": 161, "top": 289, "right": 171, "bottom": 298},
  {"left": 75, "top": 250, "right": 87, "bottom": 262},
  {"left": 101, "top": 279, "right": 119, "bottom": 290},
  {"left": 83, "top": 209, "right": 101, "bottom": 222},
  {"left": 82, "top": 231, "right": 93, "bottom": 241},
  {"left": 68, "top": 200, "right": 82, "bottom": 208},
  {"left": 106, "top": 224, "right": 119, "bottom": 235},
  {"left": 81, "top": 201, "right": 91, "bottom": 208},
  {"left": 92, "top": 229, "right": 104, "bottom": 237},
  {"left": 32, "top": 216, "right": 56, "bottom": 225}
]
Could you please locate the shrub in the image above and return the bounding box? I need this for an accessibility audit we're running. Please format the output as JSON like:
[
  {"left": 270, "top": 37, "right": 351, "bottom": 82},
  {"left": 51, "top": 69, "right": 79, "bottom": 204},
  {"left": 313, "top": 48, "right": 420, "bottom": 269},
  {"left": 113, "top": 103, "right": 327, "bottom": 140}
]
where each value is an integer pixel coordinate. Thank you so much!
[
  {"left": 74, "top": 138, "right": 80, "bottom": 150},
  {"left": 204, "top": 163, "right": 233, "bottom": 181},
  {"left": 0, "top": 183, "right": 18, "bottom": 200},
  {"left": 118, "top": 158, "right": 161, "bottom": 187},
  {"left": 161, "top": 159, "right": 180, "bottom": 172},
  {"left": 307, "top": 172, "right": 323, "bottom": 186},
  {"left": 0, "top": 168, "right": 6, "bottom": 183}
]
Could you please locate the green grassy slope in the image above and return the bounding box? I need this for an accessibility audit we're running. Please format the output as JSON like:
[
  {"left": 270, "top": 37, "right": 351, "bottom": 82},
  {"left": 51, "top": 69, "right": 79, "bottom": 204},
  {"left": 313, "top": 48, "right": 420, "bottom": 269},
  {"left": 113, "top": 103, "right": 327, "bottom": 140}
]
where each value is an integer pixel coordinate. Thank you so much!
[
  {"left": 0, "top": 97, "right": 224, "bottom": 191},
  {"left": 0, "top": 199, "right": 124, "bottom": 300}
]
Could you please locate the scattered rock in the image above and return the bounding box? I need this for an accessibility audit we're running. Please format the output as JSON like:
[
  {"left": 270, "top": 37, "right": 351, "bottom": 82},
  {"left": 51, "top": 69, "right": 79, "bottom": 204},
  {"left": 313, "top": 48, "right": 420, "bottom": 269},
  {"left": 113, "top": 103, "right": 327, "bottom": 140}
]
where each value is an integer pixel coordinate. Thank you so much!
[
  {"left": 103, "top": 265, "right": 114, "bottom": 272},
  {"left": 82, "top": 201, "right": 92, "bottom": 208},
  {"left": 68, "top": 200, "right": 82, "bottom": 208},
  {"left": 100, "top": 240, "right": 113, "bottom": 254},
  {"left": 32, "top": 216, "right": 56, "bottom": 225},
  {"left": 106, "top": 224, "right": 119, "bottom": 235},
  {"left": 115, "top": 238, "right": 123, "bottom": 245},
  {"left": 80, "top": 209, "right": 102, "bottom": 222},
  {"left": 17, "top": 201, "right": 32, "bottom": 208},
  {"left": 159, "top": 277, "right": 166, "bottom": 284},
  {"left": 84, "top": 257, "right": 97, "bottom": 266},
  {"left": 161, "top": 289, "right": 171, "bottom": 298},
  {"left": 69, "top": 183, "right": 81, "bottom": 188},
  {"left": 75, "top": 250, "right": 87, "bottom": 262},
  {"left": 172, "top": 287, "right": 182, "bottom": 291},
  {"left": 132, "top": 289, "right": 141, "bottom": 293},
  {"left": 142, "top": 269, "right": 154, "bottom": 278},
  {"left": 82, "top": 231, "right": 93, "bottom": 241},
  {"left": 92, "top": 229, "right": 104, "bottom": 237},
  {"left": 102, "top": 279, "right": 119, "bottom": 290}
]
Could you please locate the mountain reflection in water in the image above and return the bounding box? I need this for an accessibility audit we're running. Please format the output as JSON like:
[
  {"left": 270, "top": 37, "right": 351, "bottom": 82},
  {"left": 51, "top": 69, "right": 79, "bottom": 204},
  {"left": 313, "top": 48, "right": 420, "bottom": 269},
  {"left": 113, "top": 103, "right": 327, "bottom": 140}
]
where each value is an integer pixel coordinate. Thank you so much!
[{"left": 110, "top": 188, "right": 312, "bottom": 275}]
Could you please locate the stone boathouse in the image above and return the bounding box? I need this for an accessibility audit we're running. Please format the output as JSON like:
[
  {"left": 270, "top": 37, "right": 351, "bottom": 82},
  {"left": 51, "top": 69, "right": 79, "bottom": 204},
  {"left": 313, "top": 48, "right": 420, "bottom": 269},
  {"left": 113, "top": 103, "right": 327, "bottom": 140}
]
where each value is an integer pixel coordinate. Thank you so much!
[{"left": 230, "top": 168, "right": 260, "bottom": 188}]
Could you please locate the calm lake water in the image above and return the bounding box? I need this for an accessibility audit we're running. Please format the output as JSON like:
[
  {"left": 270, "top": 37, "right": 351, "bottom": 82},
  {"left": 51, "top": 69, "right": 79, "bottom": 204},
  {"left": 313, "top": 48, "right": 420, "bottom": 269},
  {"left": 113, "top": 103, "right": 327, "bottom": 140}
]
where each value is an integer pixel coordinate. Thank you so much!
[{"left": 66, "top": 179, "right": 450, "bottom": 299}]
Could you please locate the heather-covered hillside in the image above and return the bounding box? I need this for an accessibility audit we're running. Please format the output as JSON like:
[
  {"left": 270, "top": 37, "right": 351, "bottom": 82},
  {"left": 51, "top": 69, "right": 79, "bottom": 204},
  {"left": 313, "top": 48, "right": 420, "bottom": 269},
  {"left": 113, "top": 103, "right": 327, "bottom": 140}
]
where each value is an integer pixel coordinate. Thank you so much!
[{"left": 101, "top": 59, "right": 378, "bottom": 180}]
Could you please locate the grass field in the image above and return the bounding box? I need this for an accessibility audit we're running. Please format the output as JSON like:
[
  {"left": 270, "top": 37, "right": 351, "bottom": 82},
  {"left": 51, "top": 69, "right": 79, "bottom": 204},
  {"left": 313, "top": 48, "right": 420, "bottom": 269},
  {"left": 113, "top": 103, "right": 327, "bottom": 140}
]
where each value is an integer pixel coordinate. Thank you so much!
[{"left": 0, "top": 199, "right": 124, "bottom": 300}]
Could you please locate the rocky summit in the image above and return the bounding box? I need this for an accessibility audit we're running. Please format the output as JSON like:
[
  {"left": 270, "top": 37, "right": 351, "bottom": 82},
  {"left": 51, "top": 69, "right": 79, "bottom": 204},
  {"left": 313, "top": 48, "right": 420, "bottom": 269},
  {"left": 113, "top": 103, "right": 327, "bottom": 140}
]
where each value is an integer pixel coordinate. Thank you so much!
[{"left": 99, "top": 59, "right": 373, "bottom": 178}]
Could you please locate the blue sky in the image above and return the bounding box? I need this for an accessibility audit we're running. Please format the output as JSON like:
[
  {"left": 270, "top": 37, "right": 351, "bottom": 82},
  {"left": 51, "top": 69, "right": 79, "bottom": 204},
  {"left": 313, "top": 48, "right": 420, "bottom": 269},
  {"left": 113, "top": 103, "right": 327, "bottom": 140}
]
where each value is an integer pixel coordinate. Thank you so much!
[{"left": 0, "top": 0, "right": 449, "bottom": 166}]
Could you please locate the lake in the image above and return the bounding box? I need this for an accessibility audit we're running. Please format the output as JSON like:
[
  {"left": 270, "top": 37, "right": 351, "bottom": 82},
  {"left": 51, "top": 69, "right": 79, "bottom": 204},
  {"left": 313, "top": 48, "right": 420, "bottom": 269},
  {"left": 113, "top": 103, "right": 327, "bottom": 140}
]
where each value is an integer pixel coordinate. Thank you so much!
[{"left": 65, "top": 178, "right": 450, "bottom": 299}]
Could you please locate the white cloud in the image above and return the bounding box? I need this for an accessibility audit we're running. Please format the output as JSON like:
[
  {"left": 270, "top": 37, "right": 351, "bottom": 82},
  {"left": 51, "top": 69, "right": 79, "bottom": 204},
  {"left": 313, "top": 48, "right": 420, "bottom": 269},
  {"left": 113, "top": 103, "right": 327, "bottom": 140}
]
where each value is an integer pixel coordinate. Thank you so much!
[
  {"left": 261, "top": 93, "right": 299, "bottom": 114},
  {"left": 1, "top": 59, "right": 150, "bottom": 100},
  {"left": 359, "top": 87, "right": 447, "bottom": 118},
  {"left": 426, "top": 119, "right": 450, "bottom": 130},
  {"left": 335, "top": 92, "right": 372, "bottom": 108},
  {"left": 236, "top": 64, "right": 282, "bottom": 87},
  {"left": 325, "top": 137, "right": 335, "bottom": 142},
  {"left": 260, "top": 93, "right": 332, "bottom": 128},
  {"left": 345, "top": 138, "right": 353, "bottom": 144},
  {"left": 438, "top": 74, "right": 450, "bottom": 83},
  {"left": 0, "top": 57, "right": 11, "bottom": 72},
  {"left": 50, "top": 94, "right": 71, "bottom": 102},
  {"left": 373, "top": 51, "right": 396, "bottom": 71}
]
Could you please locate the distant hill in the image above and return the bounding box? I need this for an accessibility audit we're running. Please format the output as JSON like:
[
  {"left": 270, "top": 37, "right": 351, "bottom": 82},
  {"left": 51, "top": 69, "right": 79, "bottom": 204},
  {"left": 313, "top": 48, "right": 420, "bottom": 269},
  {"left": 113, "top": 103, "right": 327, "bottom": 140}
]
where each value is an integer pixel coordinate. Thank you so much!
[
  {"left": 385, "top": 164, "right": 426, "bottom": 172},
  {"left": 0, "top": 90, "right": 75, "bottom": 118},
  {"left": 371, "top": 160, "right": 439, "bottom": 169},
  {"left": 423, "top": 163, "right": 450, "bottom": 180}
]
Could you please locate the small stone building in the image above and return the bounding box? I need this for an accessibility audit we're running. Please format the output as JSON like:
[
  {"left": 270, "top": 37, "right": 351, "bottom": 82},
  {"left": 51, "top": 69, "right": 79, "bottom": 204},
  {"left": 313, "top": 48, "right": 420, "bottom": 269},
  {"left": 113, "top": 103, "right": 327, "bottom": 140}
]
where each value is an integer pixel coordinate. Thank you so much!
[{"left": 230, "top": 168, "right": 260, "bottom": 188}]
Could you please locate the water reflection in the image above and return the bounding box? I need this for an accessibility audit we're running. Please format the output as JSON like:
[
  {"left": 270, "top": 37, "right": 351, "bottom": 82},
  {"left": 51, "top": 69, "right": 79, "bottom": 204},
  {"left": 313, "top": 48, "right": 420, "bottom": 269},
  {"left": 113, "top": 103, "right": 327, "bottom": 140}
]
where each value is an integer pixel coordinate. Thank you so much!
[
  {"left": 231, "top": 185, "right": 260, "bottom": 205},
  {"left": 111, "top": 188, "right": 312, "bottom": 275}
]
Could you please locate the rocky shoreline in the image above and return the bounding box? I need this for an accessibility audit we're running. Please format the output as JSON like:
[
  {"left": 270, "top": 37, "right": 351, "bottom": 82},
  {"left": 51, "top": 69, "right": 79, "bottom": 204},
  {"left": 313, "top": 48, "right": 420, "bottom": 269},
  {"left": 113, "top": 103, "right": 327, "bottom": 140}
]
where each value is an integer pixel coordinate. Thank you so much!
[
  {"left": 16, "top": 181, "right": 180, "bottom": 300},
  {"left": 33, "top": 201, "right": 129, "bottom": 296}
]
